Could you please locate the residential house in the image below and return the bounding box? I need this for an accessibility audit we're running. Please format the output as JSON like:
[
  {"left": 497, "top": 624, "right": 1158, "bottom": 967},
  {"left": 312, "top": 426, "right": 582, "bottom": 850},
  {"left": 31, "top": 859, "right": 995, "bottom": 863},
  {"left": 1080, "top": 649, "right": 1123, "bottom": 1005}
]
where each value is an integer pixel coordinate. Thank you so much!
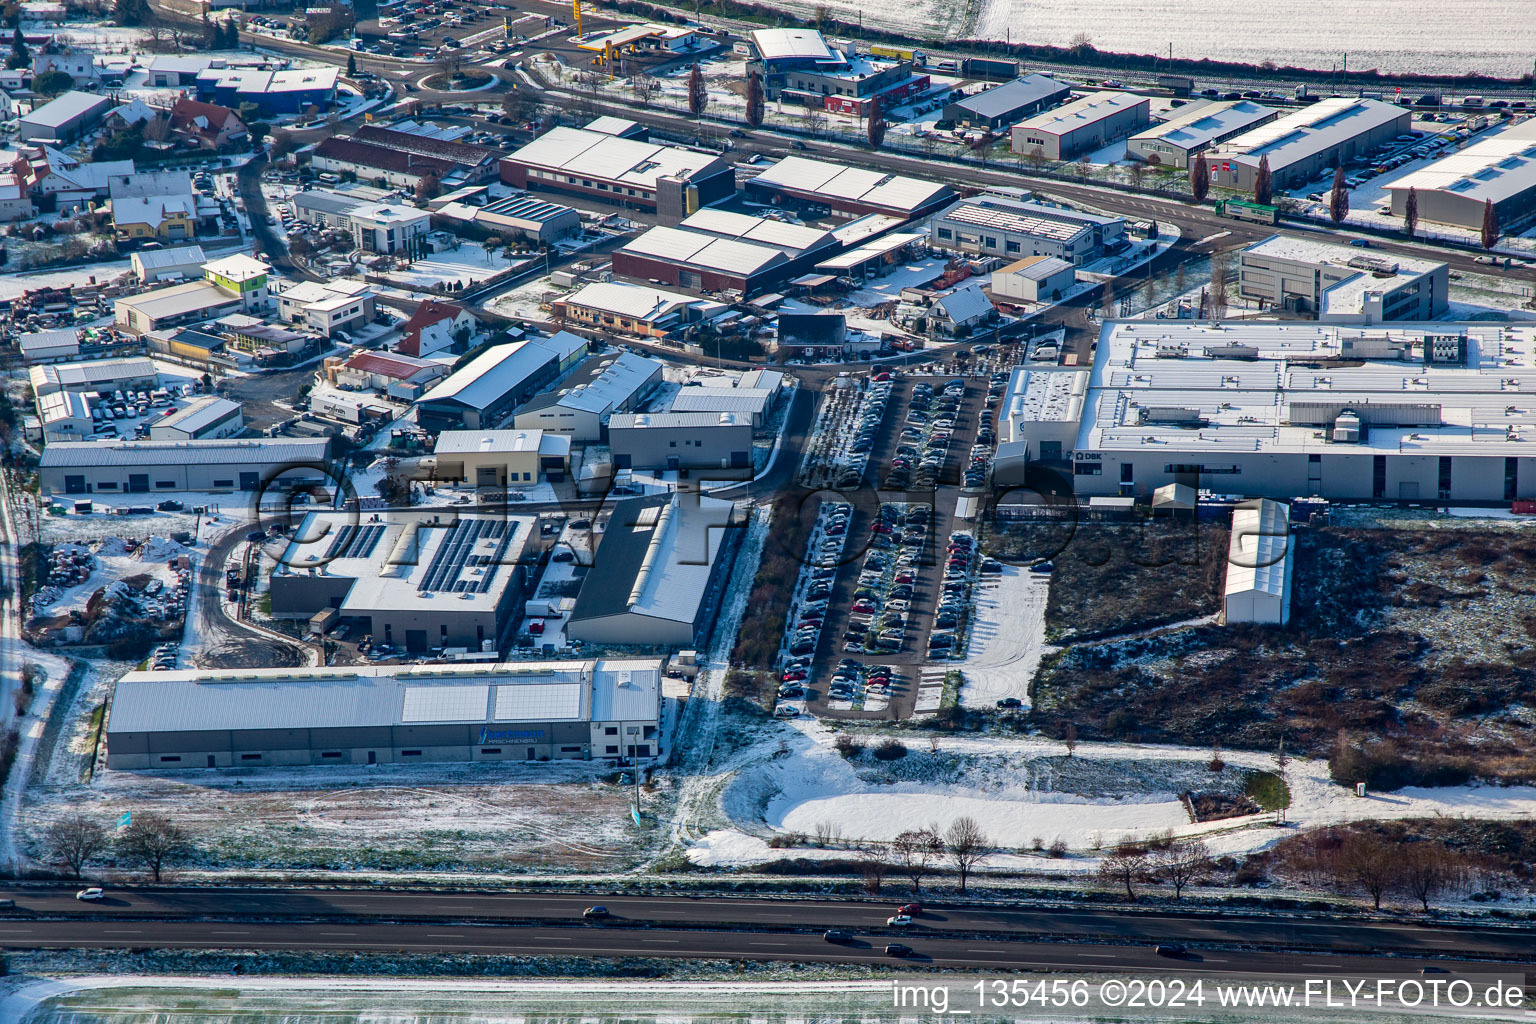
[
  {"left": 277, "top": 279, "right": 375, "bottom": 338},
  {"left": 925, "top": 283, "right": 998, "bottom": 338},
  {"left": 395, "top": 299, "right": 476, "bottom": 357},
  {"left": 169, "top": 97, "right": 248, "bottom": 149}
]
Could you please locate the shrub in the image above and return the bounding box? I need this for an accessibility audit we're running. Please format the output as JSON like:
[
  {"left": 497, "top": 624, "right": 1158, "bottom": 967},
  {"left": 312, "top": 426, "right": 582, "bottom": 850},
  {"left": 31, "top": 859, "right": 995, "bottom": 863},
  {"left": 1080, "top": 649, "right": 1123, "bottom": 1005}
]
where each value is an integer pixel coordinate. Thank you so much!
[
  {"left": 872, "top": 738, "right": 907, "bottom": 761},
  {"left": 833, "top": 734, "right": 863, "bottom": 758},
  {"left": 1048, "top": 838, "right": 1069, "bottom": 858}
]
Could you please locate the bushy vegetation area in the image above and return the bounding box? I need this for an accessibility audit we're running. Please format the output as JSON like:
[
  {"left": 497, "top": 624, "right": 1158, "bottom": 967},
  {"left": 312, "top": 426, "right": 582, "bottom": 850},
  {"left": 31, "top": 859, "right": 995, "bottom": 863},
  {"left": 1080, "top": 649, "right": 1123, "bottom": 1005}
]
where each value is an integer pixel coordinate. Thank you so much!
[
  {"left": 985, "top": 519, "right": 1229, "bottom": 639},
  {"left": 731, "top": 494, "right": 815, "bottom": 670},
  {"left": 1033, "top": 526, "right": 1536, "bottom": 789}
]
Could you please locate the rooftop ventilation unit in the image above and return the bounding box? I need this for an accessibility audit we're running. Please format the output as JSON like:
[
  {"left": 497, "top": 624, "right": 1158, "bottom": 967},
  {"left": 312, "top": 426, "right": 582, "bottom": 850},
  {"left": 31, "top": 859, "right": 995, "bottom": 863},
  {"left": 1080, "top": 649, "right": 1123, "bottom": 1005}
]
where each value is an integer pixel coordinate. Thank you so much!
[{"left": 1333, "top": 409, "right": 1362, "bottom": 443}]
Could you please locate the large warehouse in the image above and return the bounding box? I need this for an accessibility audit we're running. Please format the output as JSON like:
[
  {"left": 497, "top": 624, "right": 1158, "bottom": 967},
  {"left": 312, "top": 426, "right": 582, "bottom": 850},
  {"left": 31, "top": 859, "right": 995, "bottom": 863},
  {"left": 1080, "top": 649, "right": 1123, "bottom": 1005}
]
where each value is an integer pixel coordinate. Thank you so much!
[
  {"left": 415, "top": 332, "right": 587, "bottom": 431},
  {"left": 1010, "top": 91, "right": 1150, "bottom": 161},
  {"left": 29, "top": 357, "right": 159, "bottom": 398},
  {"left": 1126, "top": 100, "right": 1278, "bottom": 168},
  {"left": 993, "top": 366, "right": 1089, "bottom": 483},
  {"left": 499, "top": 125, "right": 735, "bottom": 214},
  {"left": 269, "top": 509, "right": 537, "bottom": 651},
  {"left": 39, "top": 438, "right": 331, "bottom": 495},
  {"left": 105, "top": 659, "right": 664, "bottom": 770},
  {"left": 1383, "top": 119, "right": 1536, "bottom": 231},
  {"left": 1061, "top": 321, "right": 1536, "bottom": 502},
  {"left": 1207, "top": 97, "right": 1409, "bottom": 191},
  {"left": 568, "top": 492, "right": 741, "bottom": 648},
  {"left": 746, "top": 156, "right": 956, "bottom": 220},
  {"left": 19, "top": 90, "right": 111, "bottom": 143}
]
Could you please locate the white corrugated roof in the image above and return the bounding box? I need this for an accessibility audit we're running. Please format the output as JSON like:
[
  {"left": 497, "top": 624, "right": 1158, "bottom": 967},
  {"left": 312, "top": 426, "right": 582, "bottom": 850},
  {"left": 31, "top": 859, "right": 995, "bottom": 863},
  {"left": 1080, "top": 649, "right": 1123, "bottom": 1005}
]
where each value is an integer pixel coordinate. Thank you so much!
[
  {"left": 750, "top": 156, "right": 952, "bottom": 213},
  {"left": 749, "top": 27, "right": 836, "bottom": 62},
  {"left": 1383, "top": 119, "right": 1536, "bottom": 206},
  {"left": 1226, "top": 499, "right": 1292, "bottom": 599},
  {"left": 507, "top": 126, "right": 724, "bottom": 189},
  {"left": 620, "top": 225, "right": 788, "bottom": 277}
]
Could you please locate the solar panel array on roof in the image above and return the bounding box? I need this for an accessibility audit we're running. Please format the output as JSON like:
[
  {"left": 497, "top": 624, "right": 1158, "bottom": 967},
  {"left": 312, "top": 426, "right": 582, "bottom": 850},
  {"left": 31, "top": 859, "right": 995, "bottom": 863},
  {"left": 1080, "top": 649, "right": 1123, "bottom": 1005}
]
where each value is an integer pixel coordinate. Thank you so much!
[
  {"left": 322, "top": 523, "right": 385, "bottom": 561},
  {"left": 416, "top": 519, "right": 518, "bottom": 595}
]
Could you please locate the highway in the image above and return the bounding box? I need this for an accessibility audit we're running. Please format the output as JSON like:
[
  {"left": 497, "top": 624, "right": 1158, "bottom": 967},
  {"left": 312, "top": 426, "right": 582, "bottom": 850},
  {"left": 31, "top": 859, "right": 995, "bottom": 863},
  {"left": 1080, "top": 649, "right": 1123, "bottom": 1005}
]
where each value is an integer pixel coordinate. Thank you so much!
[{"left": 2, "top": 887, "right": 1535, "bottom": 972}]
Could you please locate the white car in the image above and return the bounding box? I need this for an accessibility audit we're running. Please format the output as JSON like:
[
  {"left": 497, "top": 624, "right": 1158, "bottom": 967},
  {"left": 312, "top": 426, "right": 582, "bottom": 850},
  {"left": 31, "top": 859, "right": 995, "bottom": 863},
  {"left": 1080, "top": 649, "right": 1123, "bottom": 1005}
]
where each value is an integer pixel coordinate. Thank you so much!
[
  {"left": 886, "top": 914, "right": 913, "bottom": 927},
  {"left": 75, "top": 887, "right": 105, "bottom": 901}
]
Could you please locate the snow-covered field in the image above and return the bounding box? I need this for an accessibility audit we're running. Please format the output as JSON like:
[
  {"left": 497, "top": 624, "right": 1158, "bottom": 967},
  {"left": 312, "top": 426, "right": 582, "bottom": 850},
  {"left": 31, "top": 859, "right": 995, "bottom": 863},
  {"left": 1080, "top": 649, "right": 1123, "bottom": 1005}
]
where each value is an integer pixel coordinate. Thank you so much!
[
  {"left": 693, "top": 723, "right": 1536, "bottom": 869},
  {"left": 967, "top": 0, "right": 1536, "bottom": 76},
  {"left": 955, "top": 565, "right": 1048, "bottom": 709}
]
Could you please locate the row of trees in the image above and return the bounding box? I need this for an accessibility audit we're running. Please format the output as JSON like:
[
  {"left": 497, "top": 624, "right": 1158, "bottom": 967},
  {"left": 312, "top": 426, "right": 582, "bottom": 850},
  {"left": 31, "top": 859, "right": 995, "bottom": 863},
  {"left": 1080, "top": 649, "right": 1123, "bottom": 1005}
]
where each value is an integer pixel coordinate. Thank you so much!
[
  {"left": 1273, "top": 828, "right": 1479, "bottom": 911},
  {"left": 41, "top": 811, "right": 191, "bottom": 882}
]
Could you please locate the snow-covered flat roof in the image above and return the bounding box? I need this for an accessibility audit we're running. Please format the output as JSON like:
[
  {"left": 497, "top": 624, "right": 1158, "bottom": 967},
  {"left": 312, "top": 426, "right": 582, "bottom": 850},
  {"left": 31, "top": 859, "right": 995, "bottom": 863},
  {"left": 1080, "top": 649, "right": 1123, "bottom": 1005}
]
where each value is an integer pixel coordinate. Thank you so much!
[
  {"left": 1211, "top": 97, "right": 1406, "bottom": 172},
  {"left": 1077, "top": 321, "right": 1536, "bottom": 459},
  {"left": 1129, "top": 100, "right": 1277, "bottom": 152}
]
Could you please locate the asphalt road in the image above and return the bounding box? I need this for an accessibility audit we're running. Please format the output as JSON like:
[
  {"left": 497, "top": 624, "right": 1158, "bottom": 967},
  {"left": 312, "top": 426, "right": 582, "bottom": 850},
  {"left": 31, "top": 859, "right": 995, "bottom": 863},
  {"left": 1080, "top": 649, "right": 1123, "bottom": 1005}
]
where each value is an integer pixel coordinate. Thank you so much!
[{"left": 1, "top": 887, "right": 1534, "bottom": 972}]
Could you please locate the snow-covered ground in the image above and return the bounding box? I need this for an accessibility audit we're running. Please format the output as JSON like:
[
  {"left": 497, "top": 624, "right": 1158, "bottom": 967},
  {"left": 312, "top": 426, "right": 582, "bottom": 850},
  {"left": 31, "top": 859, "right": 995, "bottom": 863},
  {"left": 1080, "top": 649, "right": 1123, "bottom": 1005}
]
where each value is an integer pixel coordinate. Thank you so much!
[
  {"left": 956, "top": 566, "right": 1049, "bottom": 709},
  {"left": 363, "top": 246, "right": 533, "bottom": 290},
  {"left": 30, "top": 537, "right": 187, "bottom": 620},
  {"left": 692, "top": 723, "right": 1536, "bottom": 870},
  {"left": 0, "top": 262, "right": 132, "bottom": 302}
]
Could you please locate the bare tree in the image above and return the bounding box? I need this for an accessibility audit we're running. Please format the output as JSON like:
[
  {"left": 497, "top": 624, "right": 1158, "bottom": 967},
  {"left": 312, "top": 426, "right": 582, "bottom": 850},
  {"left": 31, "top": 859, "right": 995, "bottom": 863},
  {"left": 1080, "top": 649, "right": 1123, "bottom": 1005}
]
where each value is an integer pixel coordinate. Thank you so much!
[
  {"left": 1025, "top": 146, "right": 1047, "bottom": 173},
  {"left": 1074, "top": 152, "right": 1092, "bottom": 181},
  {"left": 1340, "top": 834, "right": 1397, "bottom": 910},
  {"left": 118, "top": 812, "right": 191, "bottom": 882},
  {"left": 1400, "top": 843, "right": 1463, "bottom": 912},
  {"left": 42, "top": 812, "right": 109, "bottom": 879},
  {"left": 944, "top": 816, "right": 988, "bottom": 893},
  {"left": 415, "top": 172, "right": 441, "bottom": 202},
  {"left": 1098, "top": 844, "right": 1149, "bottom": 901},
  {"left": 1209, "top": 249, "right": 1230, "bottom": 318},
  {"left": 1156, "top": 841, "right": 1209, "bottom": 900},
  {"left": 268, "top": 129, "right": 296, "bottom": 160},
  {"left": 892, "top": 828, "right": 942, "bottom": 893},
  {"left": 857, "top": 845, "right": 889, "bottom": 894},
  {"left": 1063, "top": 723, "right": 1078, "bottom": 757},
  {"left": 800, "top": 104, "right": 826, "bottom": 138},
  {"left": 1127, "top": 162, "right": 1147, "bottom": 189}
]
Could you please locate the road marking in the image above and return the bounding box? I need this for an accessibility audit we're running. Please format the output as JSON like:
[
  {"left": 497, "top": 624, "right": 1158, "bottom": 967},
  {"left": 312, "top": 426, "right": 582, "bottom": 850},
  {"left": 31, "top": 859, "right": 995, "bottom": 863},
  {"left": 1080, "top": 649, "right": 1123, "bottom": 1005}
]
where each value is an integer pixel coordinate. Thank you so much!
[
  {"left": 102, "top": 929, "right": 143, "bottom": 935},
  {"left": 750, "top": 941, "right": 788, "bottom": 946},
  {"left": 1077, "top": 953, "right": 1117, "bottom": 958}
]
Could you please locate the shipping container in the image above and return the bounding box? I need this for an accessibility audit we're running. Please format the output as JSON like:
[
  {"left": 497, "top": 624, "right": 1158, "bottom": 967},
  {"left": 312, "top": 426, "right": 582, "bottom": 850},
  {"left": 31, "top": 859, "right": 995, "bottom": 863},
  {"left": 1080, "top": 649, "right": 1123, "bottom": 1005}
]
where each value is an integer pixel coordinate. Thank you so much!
[
  {"left": 1157, "top": 75, "right": 1195, "bottom": 95},
  {"left": 961, "top": 57, "right": 1021, "bottom": 80}
]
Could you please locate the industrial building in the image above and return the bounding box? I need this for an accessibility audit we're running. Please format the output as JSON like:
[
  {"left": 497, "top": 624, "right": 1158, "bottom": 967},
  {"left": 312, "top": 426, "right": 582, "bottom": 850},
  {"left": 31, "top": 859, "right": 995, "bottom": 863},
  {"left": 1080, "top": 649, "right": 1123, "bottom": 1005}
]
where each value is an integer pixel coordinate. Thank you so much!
[
  {"left": 1237, "top": 235, "right": 1449, "bottom": 322},
  {"left": 292, "top": 191, "right": 431, "bottom": 254},
  {"left": 990, "top": 254, "right": 1077, "bottom": 303},
  {"left": 568, "top": 492, "right": 741, "bottom": 648},
  {"left": 195, "top": 66, "right": 339, "bottom": 115},
  {"left": 608, "top": 411, "right": 753, "bottom": 471},
  {"left": 334, "top": 351, "right": 448, "bottom": 395},
  {"left": 1062, "top": 321, "right": 1536, "bottom": 503},
  {"left": 19, "top": 90, "right": 111, "bottom": 143},
  {"left": 813, "top": 231, "right": 924, "bottom": 283},
  {"left": 270, "top": 508, "right": 537, "bottom": 651},
  {"left": 1010, "top": 91, "right": 1150, "bottom": 161},
  {"left": 148, "top": 397, "right": 244, "bottom": 441},
  {"left": 677, "top": 208, "right": 840, "bottom": 266},
  {"left": 499, "top": 125, "right": 735, "bottom": 214},
  {"left": 550, "top": 281, "right": 727, "bottom": 340},
  {"left": 352, "top": 124, "right": 501, "bottom": 183},
  {"left": 131, "top": 245, "right": 206, "bottom": 285},
  {"left": 1207, "top": 97, "right": 1409, "bottom": 191},
  {"left": 39, "top": 437, "right": 331, "bottom": 495},
  {"left": 992, "top": 366, "right": 1089, "bottom": 483},
  {"left": 432, "top": 429, "right": 572, "bottom": 486},
  {"left": 744, "top": 30, "right": 927, "bottom": 115},
  {"left": 930, "top": 191, "right": 1126, "bottom": 265},
  {"left": 611, "top": 225, "right": 793, "bottom": 296},
  {"left": 1383, "top": 119, "right": 1536, "bottom": 231},
  {"left": 115, "top": 255, "right": 272, "bottom": 335},
  {"left": 311, "top": 137, "right": 458, "bottom": 190},
  {"left": 943, "top": 74, "right": 1073, "bottom": 130},
  {"left": 436, "top": 193, "right": 582, "bottom": 244},
  {"left": 29, "top": 357, "right": 159, "bottom": 398},
  {"left": 1223, "top": 499, "right": 1294, "bottom": 626},
  {"left": 37, "top": 390, "right": 93, "bottom": 442},
  {"left": 415, "top": 332, "right": 587, "bottom": 431},
  {"left": 1125, "top": 100, "right": 1278, "bottom": 168},
  {"left": 669, "top": 386, "right": 776, "bottom": 428},
  {"left": 105, "top": 659, "right": 664, "bottom": 770},
  {"left": 513, "top": 351, "right": 665, "bottom": 442},
  {"left": 746, "top": 155, "right": 956, "bottom": 220}
]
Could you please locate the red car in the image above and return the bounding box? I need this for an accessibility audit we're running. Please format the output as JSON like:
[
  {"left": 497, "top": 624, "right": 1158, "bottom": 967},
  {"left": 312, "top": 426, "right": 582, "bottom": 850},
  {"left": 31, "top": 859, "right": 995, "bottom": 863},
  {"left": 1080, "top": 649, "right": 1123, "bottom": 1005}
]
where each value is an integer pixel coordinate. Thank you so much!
[
  {"left": 782, "top": 670, "right": 807, "bottom": 682},
  {"left": 899, "top": 902, "right": 923, "bottom": 915}
]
